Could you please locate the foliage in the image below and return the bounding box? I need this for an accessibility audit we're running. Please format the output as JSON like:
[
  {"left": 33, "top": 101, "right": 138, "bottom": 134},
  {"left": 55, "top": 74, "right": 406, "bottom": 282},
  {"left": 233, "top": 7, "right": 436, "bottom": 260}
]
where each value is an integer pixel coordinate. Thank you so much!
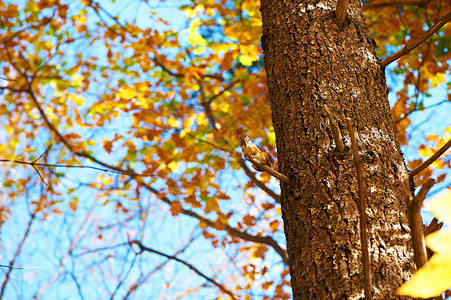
[
  {"left": 0, "top": 0, "right": 450, "bottom": 298},
  {"left": 396, "top": 192, "right": 451, "bottom": 298}
]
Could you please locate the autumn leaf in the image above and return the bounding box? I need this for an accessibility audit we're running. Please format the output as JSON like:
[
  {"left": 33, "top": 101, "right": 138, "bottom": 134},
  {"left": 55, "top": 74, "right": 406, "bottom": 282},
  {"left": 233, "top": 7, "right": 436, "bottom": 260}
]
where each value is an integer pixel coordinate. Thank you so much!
[{"left": 396, "top": 192, "right": 451, "bottom": 298}]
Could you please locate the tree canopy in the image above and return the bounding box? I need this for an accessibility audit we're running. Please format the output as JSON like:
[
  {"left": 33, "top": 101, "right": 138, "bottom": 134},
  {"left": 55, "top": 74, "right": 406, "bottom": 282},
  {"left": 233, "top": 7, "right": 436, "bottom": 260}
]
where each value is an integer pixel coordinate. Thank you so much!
[{"left": 0, "top": 0, "right": 450, "bottom": 299}]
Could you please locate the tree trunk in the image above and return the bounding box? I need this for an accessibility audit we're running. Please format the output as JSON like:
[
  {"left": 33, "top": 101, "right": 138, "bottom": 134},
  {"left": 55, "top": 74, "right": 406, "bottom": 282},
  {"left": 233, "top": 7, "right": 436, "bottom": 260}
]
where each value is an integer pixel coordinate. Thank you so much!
[{"left": 260, "top": 1, "right": 416, "bottom": 299}]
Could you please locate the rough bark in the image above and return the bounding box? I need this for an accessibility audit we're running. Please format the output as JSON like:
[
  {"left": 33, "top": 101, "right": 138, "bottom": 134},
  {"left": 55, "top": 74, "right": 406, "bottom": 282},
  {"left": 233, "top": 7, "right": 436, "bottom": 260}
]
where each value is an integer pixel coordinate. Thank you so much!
[{"left": 260, "top": 0, "right": 416, "bottom": 299}]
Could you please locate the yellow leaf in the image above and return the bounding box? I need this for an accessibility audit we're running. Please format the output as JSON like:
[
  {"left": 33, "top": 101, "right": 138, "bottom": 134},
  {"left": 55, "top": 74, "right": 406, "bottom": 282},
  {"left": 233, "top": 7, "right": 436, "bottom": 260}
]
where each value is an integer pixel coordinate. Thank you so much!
[
  {"left": 425, "top": 192, "right": 451, "bottom": 223},
  {"left": 430, "top": 72, "right": 445, "bottom": 89},
  {"left": 68, "top": 94, "right": 85, "bottom": 105},
  {"left": 44, "top": 41, "right": 53, "bottom": 51},
  {"left": 167, "top": 161, "right": 179, "bottom": 172},
  {"left": 426, "top": 230, "right": 451, "bottom": 254},
  {"left": 418, "top": 146, "right": 433, "bottom": 159},
  {"left": 167, "top": 117, "right": 180, "bottom": 128},
  {"left": 192, "top": 47, "right": 205, "bottom": 55},
  {"left": 396, "top": 249, "right": 451, "bottom": 298},
  {"left": 239, "top": 54, "right": 254, "bottom": 67},
  {"left": 100, "top": 175, "right": 113, "bottom": 185},
  {"left": 117, "top": 87, "right": 136, "bottom": 100},
  {"left": 136, "top": 82, "right": 148, "bottom": 92},
  {"left": 396, "top": 192, "right": 451, "bottom": 298},
  {"left": 187, "top": 19, "right": 207, "bottom": 47},
  {"left": 71, "top": 74, "right": 83, "bottom": 88}
]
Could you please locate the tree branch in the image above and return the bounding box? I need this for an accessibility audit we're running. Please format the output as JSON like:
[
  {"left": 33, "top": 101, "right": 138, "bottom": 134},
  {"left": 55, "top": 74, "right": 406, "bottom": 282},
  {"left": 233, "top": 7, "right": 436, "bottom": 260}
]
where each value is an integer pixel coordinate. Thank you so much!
[
  {"left": 346, "top": 118, "right": 371, "bottom": 299},
  {"left": 141, "top": 182, "right": 289, "bottom": 263},
  {"left": 335, "top": 0, "right": 349, "bottom": 26},
  {"left": 363, "top": 0, "right": 432, "bottom": 10},
  {"left": 238, "top": 159, "right": 281, "bottom": 203},
  {"left": 0, "top": 209, "right": 38, "bottom": 298},
  {"left": 408, "top": 178, "right": 434, "bottom": 268},
  {"left": 410, "top": 138, "right": 451, "bottom": 177},
  {"left": 324, "top": 105, "right": 345, "bottom": 152},
  {"left": 244, "top": 157, "right": 290, "bottom": 184},
  {"left": 130, "top": 240, "right": 238, "bottom": 300},
  {"left": 381, "top": 11, "right": 451, "bottom": 67},
  {"left": 22, "top": 84, "right": 290, "bottom": 263}
]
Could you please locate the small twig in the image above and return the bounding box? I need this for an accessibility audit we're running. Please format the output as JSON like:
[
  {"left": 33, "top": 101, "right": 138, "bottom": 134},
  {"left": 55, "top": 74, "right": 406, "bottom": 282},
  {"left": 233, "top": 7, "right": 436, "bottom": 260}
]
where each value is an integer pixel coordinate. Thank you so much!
[
  {"left": 0, "top": 158, "right": 153, "bottom": 177},
  {"left": 130, "top": 240, "right": 238, "bottom": 300},
  {"left": 346, "top": 118, "right": 371, "bottom": 299},
  {"left": 32, "top": 144, "right": 52, "bottom": 163},
  {"left": 207, "top": 79, "right": 239, "bottom": 104},
  {"left": 363, "top": 0, "right": 432, "bottom": 10},
  {"left": 424, "top": 217, "right": 444, "bottom": 236},
  {"left": 410, "top": 138, "right": 451, "bottom": 177},
  {"left": 245, "top": 157, "right": 290, "bottom": 184},
  {"left": 25, "top": 145, "right": 54, "bottom": 185},
  {"left": 324, "top": 105, "right": 344, "bottom": 152},
  {"left": 0, "top": 265, "right": 38, "bottom": 270},
  {"left": 335, "top": 0, "right": 349, "bottom": 26},
  {"left": 408, "top": 178, "right": 434, "bottom": 268},
  {"left": 238, "top": 159, "right": 280, "bottom": 203},
  {"left": 381, "top": 11, "right": 451, "bottom": 67}
]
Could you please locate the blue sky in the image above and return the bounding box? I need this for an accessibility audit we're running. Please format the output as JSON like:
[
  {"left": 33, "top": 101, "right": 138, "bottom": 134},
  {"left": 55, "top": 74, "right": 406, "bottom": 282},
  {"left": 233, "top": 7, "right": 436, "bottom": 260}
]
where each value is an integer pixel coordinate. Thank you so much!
[{"left": 0, "top": 0, "right": 450, "bottom": 299}]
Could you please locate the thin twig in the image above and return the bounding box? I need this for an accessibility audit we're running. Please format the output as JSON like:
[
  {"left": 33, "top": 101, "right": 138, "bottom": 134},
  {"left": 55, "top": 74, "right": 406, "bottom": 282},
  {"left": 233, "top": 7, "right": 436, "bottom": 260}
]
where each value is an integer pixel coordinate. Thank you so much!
[
  {"left": 32, "top": 144, "right": 52, "bottom": 163},
  {"left": 363, "top": 0, "right": 432, "bottom": 10},
  {"left": 0, "top": 209, "right": 37, "bottom": 298},
  {"left": 238, "top": 159, "right": 280, "bottom": 203},
  {"left": 408, "top": 178, "right": 434, "bottom": 268},
  {"left": 324, "top": 105, "right": 345, "bottom": 152},
  {"left": 0, "top": 158, "right": 153, "bottom": 177},
  {"left": 141, "top": 182, "right": 289, "bottom": 263},
  {"left": 130, "top": 240, "right": 238, "bottom": 300},
  {"left": 381, "top": 11, "right": 451, "bottom": 67},
  {"left": 245, "top": 157, "right": 290, "bottom": 184},
  {"left": 346, "top": 118, "right": 371, "bottom": 299},
  {"left": 410, "top": 138, "right": 451, "bottom": 177},
  {"left": 335, "top": 0, "right": 349, "bottom": 26},
  {"left": 207, "top": 79, "right": 239, "bottom": 104},
  {"left": 0, "top": 265, "right": 38, "bottom": 270}
]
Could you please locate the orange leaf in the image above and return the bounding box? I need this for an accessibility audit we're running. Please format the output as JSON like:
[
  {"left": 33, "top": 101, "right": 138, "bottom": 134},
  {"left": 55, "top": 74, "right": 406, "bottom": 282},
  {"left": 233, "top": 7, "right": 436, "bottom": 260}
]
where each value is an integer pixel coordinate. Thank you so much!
[
  {"left": 243, "top": 215, "right": 257, "bottom": 226},
  {"left": 436, "top": 174, "right": 446, "bottom": 183},
  {"left": 269, "top": 220, "right": 280, "bottom": 233},
  {"left": 252, "top": 245, "right": 268, "bottom": 259},
  {"left": 170, "top": 201, "right": 183, "bottom": 216},
  {"left": 220, "top": 51, "right": 236, "bottom": 71},
  {"left": 69, "top": 200, "right": 78, "bottom": 212},
  {"left": 261, "top": 281, "right": 274, "bottom": 290}
]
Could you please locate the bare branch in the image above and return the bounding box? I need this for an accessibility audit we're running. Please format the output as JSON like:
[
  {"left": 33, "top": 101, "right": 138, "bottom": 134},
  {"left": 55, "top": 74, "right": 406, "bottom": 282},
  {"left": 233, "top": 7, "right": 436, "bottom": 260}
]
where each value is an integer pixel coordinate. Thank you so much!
[
  {"left": 346, "top": 118, "right": 371, "bottom": 299},
  {"left": 208, "top": 79, "right": 240, "bottom": 104},
  {"left": 142, "top": 182, "right": 289, "bottom": 263},
  {"left": 0, "top": 265, "right": 38, "bottom": 270},
  {"left": 244, "top": 157, "right": 290, "bottom": 184},
  {"left": 408, "top": 178, "right": 434, "bottom": 268},
  {"left": 130, "top": 240, "right": 238, "bottom": 300},
  {"left": 410, "top": 138, "right": 451, "bottom": 177},
  {"left": 0, "top": 209, "right": 38, "bottom": 298},
  {"left": 381, "top": 12, "right": 451, "bottom": 67},
  {"left": 324, "top": 105, "right": 345, "bottom": 152},
  {"left": 363, "top": 0, "right": 432, "bottom": 10},
  {"left": 335, "top": 0, "right": 349, "bottom": 26},
  {"left": 238, "top": 159, "right": 281, "bottom": 203},
  {"left": 0, "top": 158, "right": 153, "bottom": 178}
]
